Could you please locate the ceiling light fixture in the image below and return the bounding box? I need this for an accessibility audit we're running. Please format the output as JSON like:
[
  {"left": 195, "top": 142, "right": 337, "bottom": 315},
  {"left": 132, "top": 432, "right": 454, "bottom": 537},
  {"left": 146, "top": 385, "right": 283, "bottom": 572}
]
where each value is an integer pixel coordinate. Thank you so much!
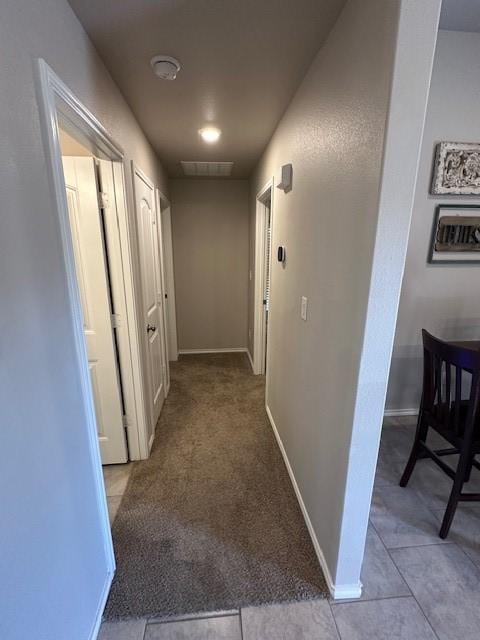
[
  {"left": 150, "top": 55, "right": 181, "bottom": 80},
  {"left": 199, "top": 127, "right": 221, "bottom": 144}
]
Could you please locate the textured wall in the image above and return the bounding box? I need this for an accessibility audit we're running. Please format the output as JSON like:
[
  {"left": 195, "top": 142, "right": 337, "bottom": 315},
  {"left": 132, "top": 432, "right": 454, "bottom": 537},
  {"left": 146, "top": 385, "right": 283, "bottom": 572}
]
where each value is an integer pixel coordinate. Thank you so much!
[
  {"left": 249, "top": 0, "right": 440, "bottom": 591},
  {"left": 0, "top": 0, "right": 167, "bottom": 638},
  {"left": 171, "top": 179, "right": 249, "bottom": 351},
  {"left": 387, "top": 30, "right": 480, "bottom": 412}
]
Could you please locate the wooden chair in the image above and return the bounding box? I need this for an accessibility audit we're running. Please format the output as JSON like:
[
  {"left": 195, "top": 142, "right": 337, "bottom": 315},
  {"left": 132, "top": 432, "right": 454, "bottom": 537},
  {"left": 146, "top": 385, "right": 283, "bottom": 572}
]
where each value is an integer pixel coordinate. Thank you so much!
[{"left": 400, "top": 329, "right": 480, "bottom": 538}]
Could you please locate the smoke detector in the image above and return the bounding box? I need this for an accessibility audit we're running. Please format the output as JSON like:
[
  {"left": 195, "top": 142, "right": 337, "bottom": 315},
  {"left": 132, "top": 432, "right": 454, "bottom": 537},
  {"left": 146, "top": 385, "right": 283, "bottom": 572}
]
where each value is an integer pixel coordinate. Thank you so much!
[{"left": 150, "top": 55, "right": 181, "bottom": 80}]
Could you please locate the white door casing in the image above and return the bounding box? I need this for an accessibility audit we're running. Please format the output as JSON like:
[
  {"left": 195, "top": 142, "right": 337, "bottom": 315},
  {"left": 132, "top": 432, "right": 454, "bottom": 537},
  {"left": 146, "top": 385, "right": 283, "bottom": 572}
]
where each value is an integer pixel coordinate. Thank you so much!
[
  {"left": 253, "top": 179, "right": 274, "bottom": 376},
  {"left": 262, "top": 196, "right": 272, "bottom": 373},
  {"left": 62, "top": 156, "right": 127, "bottom": 464},
  {"left": 161, "top": 205, "right": 179, "bottom": 361},
  {"left": 155, "top": 190, "right": 170, "bottom": 394},
  {"left": 133, "top": 166, "right": 165, "bottom": 443}
]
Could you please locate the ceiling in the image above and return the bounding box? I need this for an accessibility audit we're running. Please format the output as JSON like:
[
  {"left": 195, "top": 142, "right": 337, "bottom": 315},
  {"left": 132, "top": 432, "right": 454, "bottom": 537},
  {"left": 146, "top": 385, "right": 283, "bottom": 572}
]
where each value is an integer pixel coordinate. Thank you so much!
[
  {"left": 440, "top": 0, "right": 480, "bottom": 32},
  {"left": 67, "top": 0, "right": 346, "bottom": 177}
]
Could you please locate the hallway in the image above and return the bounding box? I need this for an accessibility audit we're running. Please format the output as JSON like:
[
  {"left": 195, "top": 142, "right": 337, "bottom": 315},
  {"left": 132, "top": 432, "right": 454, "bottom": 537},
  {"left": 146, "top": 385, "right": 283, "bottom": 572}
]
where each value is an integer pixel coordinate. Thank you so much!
[
  {"left": 1, "top": 0, "right": 448, "bottom": 637},
  {"left": 104, "top": 354, "right": 326, "bottom": 620}
]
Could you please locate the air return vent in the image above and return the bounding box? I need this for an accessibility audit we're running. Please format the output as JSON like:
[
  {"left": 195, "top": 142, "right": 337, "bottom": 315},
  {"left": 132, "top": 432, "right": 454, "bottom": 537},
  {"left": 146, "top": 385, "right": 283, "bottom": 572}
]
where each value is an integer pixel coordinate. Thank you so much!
[{"left": 181, "top": 161, "right": 234, "bottom": 177}]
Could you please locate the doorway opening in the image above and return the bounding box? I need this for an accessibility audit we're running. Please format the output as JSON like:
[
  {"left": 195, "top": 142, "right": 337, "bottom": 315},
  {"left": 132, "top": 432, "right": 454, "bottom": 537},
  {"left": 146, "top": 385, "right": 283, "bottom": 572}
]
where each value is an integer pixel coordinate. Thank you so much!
[{"left": 253, "top": 180, "right": 274, "bottom": 375}]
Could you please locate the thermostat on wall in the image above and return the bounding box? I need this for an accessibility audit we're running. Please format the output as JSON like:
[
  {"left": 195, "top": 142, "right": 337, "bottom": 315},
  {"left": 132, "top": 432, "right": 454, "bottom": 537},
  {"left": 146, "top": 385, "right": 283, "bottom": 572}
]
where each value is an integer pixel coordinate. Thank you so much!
[{"left": 276, "top": 164, "right": 292, "bottom": 192}]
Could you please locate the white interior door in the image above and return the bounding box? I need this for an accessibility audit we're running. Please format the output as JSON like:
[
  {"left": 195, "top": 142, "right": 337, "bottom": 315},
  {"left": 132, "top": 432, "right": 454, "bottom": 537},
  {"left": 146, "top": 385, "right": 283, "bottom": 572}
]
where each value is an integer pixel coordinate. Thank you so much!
[
  {"left": 133, "top": 168, "right": 165, "bottom": 440},
  {"left": 62, "top": 156, "right": 127, "bottom": 465}
]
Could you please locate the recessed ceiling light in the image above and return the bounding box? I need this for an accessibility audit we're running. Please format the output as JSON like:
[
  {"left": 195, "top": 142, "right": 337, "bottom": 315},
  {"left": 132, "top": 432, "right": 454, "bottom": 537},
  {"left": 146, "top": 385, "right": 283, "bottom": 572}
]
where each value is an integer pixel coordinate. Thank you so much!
[
  {"left": 199, "top": 127, "right": 221, "bottom": 144},
  {"left": 150, "top": 55, "right": 181, "bottom": 80}
]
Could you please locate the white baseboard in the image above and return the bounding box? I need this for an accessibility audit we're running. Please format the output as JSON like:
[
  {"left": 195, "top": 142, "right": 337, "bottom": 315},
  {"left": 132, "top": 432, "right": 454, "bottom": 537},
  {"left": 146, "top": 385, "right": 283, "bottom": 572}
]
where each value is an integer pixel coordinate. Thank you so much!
[
  {"left": 246, "top": 349, "right": 254, "bottom": 372},
  {"left": 265, "top": 405, "right": 361, "bottom": 600},
  {"left": 384, "top": 408, "right": 418, "bottom": 417},
  {"left": 178, "top": 348, "right": 248, "bottom": 355},
  {"left": 89, "top": 570, "right": 113, "bottom": 640}
]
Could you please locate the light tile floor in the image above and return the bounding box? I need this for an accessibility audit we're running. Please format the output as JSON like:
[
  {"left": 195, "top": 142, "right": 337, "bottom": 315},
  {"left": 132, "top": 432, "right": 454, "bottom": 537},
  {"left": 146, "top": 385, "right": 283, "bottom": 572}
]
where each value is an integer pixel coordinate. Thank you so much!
[
  {"left": 103, "top": 463, "right": 133, "bottom": 524},
  {"left": 99, "top": 417, "right": 480, "bottom": 639}
]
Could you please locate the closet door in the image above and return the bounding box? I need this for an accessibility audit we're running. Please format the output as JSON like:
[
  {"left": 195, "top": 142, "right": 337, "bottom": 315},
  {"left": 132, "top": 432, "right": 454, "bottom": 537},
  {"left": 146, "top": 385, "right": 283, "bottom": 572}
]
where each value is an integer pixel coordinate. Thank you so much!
[{"left": 63, "top": 156, "right": 127, "bottom": 464}]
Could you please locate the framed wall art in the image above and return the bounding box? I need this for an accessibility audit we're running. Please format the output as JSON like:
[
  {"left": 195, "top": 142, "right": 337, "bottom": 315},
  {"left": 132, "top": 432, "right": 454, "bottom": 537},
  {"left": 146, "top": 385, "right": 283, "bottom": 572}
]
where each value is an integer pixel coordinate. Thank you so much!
[
  {"left": 429, "top": 205, "right": 480, "bottom": 264},
  {"left": 431, "top": 142, "right": 480, "bottom": 195}
]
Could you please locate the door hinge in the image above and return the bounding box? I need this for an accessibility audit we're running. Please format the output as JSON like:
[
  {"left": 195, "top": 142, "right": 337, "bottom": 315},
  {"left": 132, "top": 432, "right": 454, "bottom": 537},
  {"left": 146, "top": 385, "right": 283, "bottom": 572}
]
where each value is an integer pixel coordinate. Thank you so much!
[
  {"left": 98, "top": 191, "right": 109, "bottom": 209},
  {"left": 111, "top": 313, "right": 121, "bottom": 329},
  {"left": 122, "top": 415, "right": 129, "bottom": 431}
]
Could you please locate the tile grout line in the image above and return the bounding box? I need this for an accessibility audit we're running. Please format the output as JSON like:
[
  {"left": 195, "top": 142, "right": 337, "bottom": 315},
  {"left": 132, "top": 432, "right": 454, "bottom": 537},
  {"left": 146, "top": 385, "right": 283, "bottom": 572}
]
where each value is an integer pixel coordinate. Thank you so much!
[
  {"left": 384, "top": 540, "right": 454, "bottom": 551},
  {"left": 373, "top": 429, "right": 480, "bottom": 640},
  {"left": 368, "top": 518, "right": 412, "bottom": 597},
  {"left": 370, "top": 452, "right": 442, "bottom": 640},
  {"left": 370, "top": 448, "right": 444, "bottom": 640},
  {"left": 383, "top": 537, "right": 441, "bottom": 640},
  {"left": 147, "top": 611, "right": 240, "bottom": 626},
  {"left": 332, "top": 593, "right": 413, "bottom": 607},
  {"left": 327, "top": 600, "right": 343, "bottom": 640}
]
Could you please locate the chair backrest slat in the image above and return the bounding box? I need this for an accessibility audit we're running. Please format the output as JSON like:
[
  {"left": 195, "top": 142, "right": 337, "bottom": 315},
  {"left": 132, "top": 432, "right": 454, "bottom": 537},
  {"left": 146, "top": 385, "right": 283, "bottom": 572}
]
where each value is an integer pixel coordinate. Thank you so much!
[
  {"left": 435, "top": 355, "right": 443, "bottom": 407},
  {"left": 454, "top": 366, "right": 462, "bottom": 436},
  {"left": 422, "top": 330, "right": 480, "bottom": 443},
  {"left": 445, "top": 363, "right": 452, "bottom": 429}
]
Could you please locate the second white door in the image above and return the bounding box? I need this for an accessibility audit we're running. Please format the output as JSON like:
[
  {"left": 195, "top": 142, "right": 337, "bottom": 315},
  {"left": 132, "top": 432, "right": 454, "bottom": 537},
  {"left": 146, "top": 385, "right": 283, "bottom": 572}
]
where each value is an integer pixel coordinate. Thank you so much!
[{"left": 133, "top": 167, "right": 166, "bottom": 442}]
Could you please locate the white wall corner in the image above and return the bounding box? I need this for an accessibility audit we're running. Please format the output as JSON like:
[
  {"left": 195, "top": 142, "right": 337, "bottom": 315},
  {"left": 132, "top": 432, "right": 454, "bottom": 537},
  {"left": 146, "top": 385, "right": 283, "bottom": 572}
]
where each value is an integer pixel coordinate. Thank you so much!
[
  {"left": 333, "top": 0, "right": 442, "bottom": 590},
  {"left": 88, "top": 571, "right": 114, "bottom": 640}
]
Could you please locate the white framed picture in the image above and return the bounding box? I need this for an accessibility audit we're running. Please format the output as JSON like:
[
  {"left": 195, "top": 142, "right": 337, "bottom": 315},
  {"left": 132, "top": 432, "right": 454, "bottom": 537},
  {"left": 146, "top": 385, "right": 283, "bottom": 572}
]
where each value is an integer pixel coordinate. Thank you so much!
[{"left": 432, "top": 142, "right": 480, "bottom": 195}]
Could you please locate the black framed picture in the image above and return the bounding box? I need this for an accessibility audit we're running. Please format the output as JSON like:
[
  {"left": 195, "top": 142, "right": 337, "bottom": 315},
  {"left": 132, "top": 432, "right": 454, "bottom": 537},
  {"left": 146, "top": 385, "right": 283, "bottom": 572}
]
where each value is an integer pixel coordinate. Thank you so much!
[{"left": 429, "top": 204, "right": 480, "bottom": 264}]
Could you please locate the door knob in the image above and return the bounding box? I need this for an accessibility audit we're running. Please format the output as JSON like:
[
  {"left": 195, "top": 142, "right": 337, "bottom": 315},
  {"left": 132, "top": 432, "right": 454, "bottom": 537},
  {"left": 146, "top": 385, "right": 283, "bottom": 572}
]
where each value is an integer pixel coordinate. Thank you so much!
[{"left": 147, "top": 324, "right": 156, "bottom": 334}]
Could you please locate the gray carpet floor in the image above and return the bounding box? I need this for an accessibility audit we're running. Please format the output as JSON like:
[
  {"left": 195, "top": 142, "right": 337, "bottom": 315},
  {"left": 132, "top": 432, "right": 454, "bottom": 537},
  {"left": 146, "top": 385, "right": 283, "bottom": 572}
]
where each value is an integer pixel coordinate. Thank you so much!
[{"left": 104, "top": 353, "right": 328, "bottom": 620}]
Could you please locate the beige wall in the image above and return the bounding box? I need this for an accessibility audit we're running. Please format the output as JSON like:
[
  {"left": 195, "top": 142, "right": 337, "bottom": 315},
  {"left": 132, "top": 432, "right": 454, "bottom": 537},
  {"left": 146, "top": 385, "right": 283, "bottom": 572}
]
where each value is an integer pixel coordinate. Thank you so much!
[
  {"left": 171, "top": 179, "right": 249, "bottom": 351},
  {"left": 250, "top": 0, "right": 398, "bottom": 582},
  {"left": 249, "top": 0, "right": 440, "bottom": 590},
  {"left": 387, "top": 30, "right": 480, "bottom": 412},
  {"left": 0, "top": 0, "right": 167, "bottom": 636}
]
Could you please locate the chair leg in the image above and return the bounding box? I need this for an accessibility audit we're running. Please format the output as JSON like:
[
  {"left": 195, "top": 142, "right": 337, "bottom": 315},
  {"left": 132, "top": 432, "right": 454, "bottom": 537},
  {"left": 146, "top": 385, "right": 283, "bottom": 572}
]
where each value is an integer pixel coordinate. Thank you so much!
[
  {"left": 399, "top": 412, "right": 428, "bottom": 488},
  {"left": 464, "top": 452, "right": 475, "bottom": 483},
  {"left": 439, "top": 448, "right": 470, "bottom": 539}
]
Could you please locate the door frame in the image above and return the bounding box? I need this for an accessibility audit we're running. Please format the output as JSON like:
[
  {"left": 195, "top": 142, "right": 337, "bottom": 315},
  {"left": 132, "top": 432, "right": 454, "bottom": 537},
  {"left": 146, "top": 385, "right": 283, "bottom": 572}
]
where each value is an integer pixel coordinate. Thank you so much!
[
  {"left": 155, "top": 189, "right": 173, "bottom": 392},
  {"left": 37, "top": 57, "right": 152, "bottom": 599},
  {"left": 253, "top": 178, "right": 274, "bottom": 375},
  {"left": 158, "top": 195, "right": 179, "bottom": 361},
  {"left": 37, "top": 60, "right": 150, "bottom": 465}
]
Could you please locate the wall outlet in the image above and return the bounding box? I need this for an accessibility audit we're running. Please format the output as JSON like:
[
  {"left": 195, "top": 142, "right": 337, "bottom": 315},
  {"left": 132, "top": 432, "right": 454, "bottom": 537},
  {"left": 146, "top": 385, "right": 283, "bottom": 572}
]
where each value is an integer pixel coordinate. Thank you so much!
[{"left": 301, "top": 296, "right": 308, "bottom": 321}]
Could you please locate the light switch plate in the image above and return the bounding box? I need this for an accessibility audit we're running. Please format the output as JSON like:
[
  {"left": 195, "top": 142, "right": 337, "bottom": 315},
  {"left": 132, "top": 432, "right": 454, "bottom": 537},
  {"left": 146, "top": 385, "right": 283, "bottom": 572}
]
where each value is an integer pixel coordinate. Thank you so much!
[{"left": 301, "top": 296, "right": 308, "bottom": 321}]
